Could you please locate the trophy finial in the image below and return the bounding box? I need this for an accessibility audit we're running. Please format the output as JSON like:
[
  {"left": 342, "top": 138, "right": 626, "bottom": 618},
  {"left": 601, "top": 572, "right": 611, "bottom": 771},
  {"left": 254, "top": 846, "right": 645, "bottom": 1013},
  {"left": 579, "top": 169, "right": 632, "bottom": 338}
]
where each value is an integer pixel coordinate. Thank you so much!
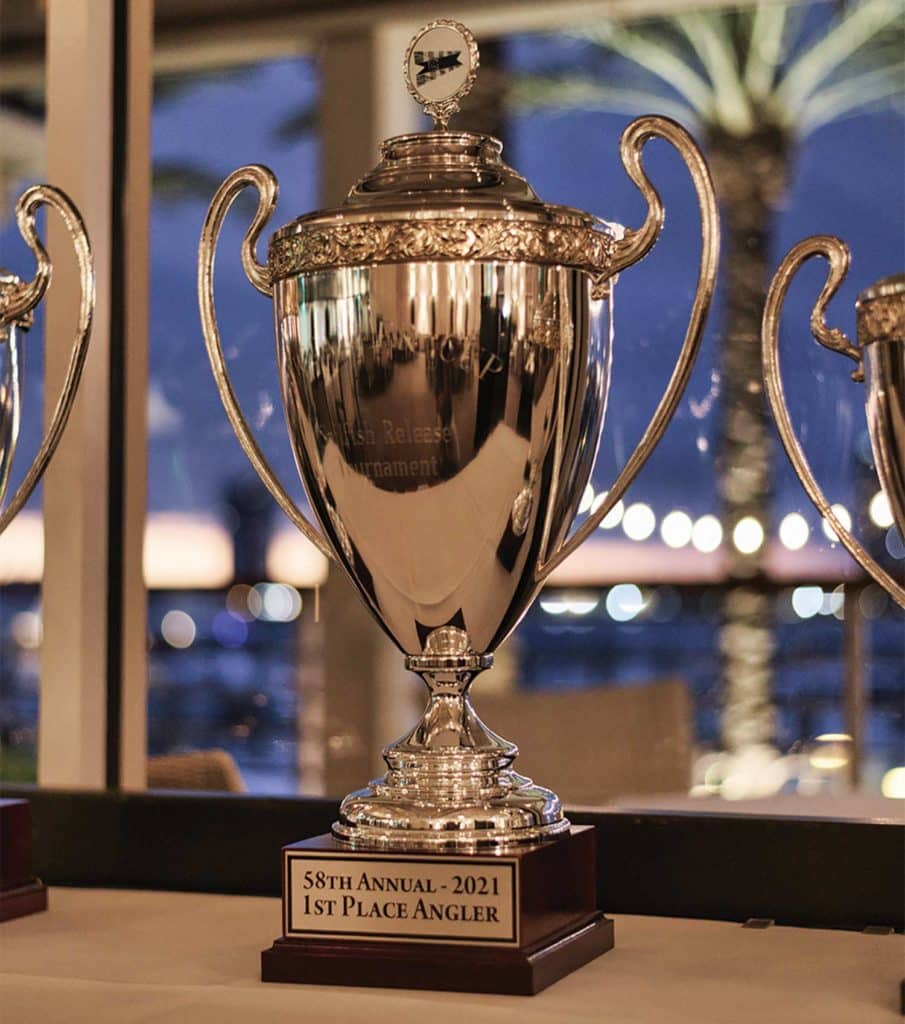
[{"left": 404, "top": 20, "right": 479, "bottom": 130}]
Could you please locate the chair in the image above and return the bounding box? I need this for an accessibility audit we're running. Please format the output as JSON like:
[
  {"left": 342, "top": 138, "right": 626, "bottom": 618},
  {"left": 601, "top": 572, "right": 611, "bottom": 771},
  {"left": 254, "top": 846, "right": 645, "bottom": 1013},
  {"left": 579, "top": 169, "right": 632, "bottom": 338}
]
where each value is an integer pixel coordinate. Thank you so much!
[
  {"left": 147, "top": 748, "right": 246, "bottom": 793},
  {"left": 476, "top": 678, "right": 692, "bottom": 806}
]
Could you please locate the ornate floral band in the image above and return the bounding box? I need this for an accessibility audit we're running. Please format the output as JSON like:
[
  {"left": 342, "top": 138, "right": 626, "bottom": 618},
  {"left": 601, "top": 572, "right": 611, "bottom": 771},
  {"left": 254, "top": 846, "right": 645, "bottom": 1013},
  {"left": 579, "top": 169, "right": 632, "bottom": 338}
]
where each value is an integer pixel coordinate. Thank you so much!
[
  {"left": 0, "top": 272, "right": 35, "bottom": 332},
  {"left": 856, "top": 274, "right": 905, "bottom": 347},
  {"left": 268, "top": 217, "right": 617, "bottom": 282}
]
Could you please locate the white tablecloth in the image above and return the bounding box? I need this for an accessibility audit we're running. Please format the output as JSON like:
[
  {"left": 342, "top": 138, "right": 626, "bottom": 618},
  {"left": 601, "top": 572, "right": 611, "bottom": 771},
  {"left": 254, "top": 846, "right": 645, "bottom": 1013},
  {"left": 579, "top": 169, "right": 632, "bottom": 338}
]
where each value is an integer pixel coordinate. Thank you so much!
[{"left": 1, "top": 888, "right": 901, "bottom": 1023}]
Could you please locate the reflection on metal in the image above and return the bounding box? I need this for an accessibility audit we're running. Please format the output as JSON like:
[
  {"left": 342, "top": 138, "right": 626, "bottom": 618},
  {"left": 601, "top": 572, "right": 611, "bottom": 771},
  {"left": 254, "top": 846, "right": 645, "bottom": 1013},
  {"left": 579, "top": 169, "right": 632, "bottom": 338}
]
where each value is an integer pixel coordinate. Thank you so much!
[
  {"left": 0, "top": 185, "right": 94, "bottom": 535},
  {"left": 762, "top": 235, "right": 905, "bottom": 607},
  {"left": 198, "top": 23, "right": 720, "bottom": 850}
]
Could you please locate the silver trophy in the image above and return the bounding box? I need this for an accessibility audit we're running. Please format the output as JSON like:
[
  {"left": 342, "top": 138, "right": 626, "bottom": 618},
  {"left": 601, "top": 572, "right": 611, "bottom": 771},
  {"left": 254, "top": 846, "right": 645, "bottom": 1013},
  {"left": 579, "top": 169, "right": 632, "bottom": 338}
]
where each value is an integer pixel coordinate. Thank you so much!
[
  {"left": 0, "top": 185, "right": 94, "bottom": 536},
  {"left": 199, "top": 21, "right": 719, "bottom": 849},
  {"left": 763, "top": 235, "right": 904, "bottom": 607}
]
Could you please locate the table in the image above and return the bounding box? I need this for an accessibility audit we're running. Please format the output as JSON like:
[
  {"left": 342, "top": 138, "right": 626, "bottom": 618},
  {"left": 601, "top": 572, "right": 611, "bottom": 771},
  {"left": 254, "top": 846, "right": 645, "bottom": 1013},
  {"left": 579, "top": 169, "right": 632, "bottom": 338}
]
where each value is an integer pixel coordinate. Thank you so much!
[{"left": 1, "top": 888, "right": 901, "bottom": 1022}]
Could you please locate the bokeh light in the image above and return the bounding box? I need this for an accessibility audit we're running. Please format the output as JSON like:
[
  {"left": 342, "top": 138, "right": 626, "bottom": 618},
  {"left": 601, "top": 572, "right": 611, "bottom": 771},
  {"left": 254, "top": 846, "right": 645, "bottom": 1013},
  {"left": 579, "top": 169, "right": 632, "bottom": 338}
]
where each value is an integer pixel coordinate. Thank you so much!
[
  {"left": 660, "top": 510, "right": 693, "bottom": 549},
  {"left": 622, "top": 503, "right": 655, "bottom": 541},
  {"left": 691, "top": 514, "right": 722, "bottom": 553},
  {"left": 778, "top": 512, "right": 809, "bottom": 551},
  {"left": 161, "top": 609, "right": 196, "bottom": 649}
]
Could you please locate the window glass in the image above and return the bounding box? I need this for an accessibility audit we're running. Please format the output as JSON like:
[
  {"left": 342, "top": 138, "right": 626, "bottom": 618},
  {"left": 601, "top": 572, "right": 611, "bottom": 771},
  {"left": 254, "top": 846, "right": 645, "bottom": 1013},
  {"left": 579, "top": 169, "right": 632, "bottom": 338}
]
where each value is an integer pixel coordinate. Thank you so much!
[
  {"left": 138, "top": 4, "right": 901, "bottom": 805},
  {"left": 147, "top": 56, "right": 322, "bottom": 794},
  {"left": 504, "top": 3, "right": 904, "bottom": 802},
  {"left": 0, "top": 26, "right": 46, "bottom": 784}
]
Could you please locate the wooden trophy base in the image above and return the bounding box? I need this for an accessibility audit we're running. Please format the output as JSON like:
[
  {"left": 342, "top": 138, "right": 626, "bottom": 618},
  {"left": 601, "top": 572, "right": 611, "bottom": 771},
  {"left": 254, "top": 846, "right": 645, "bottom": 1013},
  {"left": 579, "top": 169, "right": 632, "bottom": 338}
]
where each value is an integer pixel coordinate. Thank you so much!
[
  {"left": 0, "top": 879, "right": 48, "bottom": 923},
  {"left": 0, "top": 799, "right": 47, "bottom": 923},
  {"left": 262, "top": 825, "right": 613, "bottom": 995}
]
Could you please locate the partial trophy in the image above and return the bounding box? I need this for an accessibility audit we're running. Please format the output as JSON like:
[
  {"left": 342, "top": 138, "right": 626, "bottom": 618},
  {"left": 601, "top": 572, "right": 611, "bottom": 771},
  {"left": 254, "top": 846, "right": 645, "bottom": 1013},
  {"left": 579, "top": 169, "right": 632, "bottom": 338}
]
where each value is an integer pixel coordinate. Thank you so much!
[
  {"left": 198, "top": 20, "right": 718, "bottom": 994},
  {"left": 763, "top": 236, "right": 904, "bottom": 607},
  {"left": 0, "top": 184, "right": 95, "bottom": 921}
]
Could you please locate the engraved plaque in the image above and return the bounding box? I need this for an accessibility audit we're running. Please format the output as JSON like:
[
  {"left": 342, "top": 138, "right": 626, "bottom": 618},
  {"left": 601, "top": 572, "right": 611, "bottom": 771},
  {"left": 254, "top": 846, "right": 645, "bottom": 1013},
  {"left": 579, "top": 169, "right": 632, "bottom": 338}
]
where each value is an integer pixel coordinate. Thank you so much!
[{"left": 284, "top": 849, "right": 518, "bottom": 946}]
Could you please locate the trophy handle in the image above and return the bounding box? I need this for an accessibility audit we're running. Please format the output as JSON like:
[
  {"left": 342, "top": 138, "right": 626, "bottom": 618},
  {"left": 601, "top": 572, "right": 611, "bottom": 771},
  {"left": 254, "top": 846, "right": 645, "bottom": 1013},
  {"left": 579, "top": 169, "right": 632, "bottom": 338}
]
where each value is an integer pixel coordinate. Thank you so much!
[
  {"left": 536, "top": 115, "right": 719, "bottom": 581},
  {"left": 0, "top": 184, "right": 94, "bottom": 535},
  {"left": 762, "top": 235, "right": 905, "bottom": 607},
  {"left": 198, "top": 164, "right": 334, "bottom": 561}
]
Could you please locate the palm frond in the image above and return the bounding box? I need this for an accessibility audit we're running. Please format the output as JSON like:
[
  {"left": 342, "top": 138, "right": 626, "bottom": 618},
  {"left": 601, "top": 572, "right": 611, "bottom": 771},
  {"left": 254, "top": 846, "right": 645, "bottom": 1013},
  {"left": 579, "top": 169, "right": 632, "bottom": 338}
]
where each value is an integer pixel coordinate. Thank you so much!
[
  {"left": 799, "top": 62, "right": 905, "bottom": 131},
  {"left": 575, "top": 23, "right": 715, "bottom": 118},
  {"left": 507, "top": 74, "right": 697, "bottom": 125},
  {"left": 774, "top": 0, "right": 905, "bottom": 111},
  {"left": 743, "top": 3, "right": 789, "bottom": 103},
  {"left": 675, "top": 12, "right": 755, "bottom": 133}
]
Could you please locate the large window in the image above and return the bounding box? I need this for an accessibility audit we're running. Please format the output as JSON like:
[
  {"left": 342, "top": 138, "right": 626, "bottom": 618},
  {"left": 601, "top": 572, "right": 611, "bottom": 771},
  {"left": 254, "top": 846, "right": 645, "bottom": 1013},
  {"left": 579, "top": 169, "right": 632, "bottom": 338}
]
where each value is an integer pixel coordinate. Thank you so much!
[
  {"left": 147, "top": 56, "right": 323, "bottom": 793},
  {"left": 0, "top": 1, "right": 902, "bottom": 807},
  {"left": 0, "top": 27, "right": 45, "bottom": 782}
]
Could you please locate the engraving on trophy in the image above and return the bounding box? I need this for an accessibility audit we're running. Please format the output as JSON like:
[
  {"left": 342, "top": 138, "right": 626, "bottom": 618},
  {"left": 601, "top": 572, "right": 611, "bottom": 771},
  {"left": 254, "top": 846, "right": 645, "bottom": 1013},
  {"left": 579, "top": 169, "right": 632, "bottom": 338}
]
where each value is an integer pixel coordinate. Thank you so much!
[{"left": 284, "top": 850, "right": 517, "bottom": 945}]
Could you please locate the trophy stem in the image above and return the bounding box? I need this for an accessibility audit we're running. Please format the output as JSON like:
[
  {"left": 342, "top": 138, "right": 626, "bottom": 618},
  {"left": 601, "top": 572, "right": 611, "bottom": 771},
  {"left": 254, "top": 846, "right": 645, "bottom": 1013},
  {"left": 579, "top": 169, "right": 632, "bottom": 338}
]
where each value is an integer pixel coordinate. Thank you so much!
[{"left": 332, "top": 656, "right": 570, "bottom": 852}]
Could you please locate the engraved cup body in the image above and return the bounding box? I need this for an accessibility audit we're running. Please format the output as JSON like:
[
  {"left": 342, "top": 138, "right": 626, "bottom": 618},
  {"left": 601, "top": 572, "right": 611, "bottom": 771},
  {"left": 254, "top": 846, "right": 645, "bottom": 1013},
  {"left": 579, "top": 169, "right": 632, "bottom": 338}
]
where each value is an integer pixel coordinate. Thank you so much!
[
  {"left": 0, "top": 319, "right": 23, "bottom": 508},
  {"left": 275, "top": 259, "right": 613, "bottom": 658}
]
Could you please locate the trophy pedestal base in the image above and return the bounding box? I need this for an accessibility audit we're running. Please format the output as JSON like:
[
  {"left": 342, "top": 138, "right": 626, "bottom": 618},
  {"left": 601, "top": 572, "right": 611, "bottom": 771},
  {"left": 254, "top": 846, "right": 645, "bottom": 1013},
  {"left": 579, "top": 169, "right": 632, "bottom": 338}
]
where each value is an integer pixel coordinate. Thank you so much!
[
  {"left": 261, "top": 912, "right": 613, "bottom": 995},
  {"left": 0, "top": 879, "right": 47, "bottom": 924},
  {"left": 261, "top": 825, "right": 612, "bottom": 995},
  {"left": 0, "top": 799, "right": 47, "bottom": 923}
]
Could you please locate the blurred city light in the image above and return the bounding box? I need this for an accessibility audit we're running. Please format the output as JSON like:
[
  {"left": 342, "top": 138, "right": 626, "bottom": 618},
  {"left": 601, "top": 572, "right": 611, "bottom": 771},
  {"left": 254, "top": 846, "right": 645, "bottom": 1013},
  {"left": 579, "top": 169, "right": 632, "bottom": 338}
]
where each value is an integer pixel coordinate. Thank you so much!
[
  {"left": 606, "top": 583, "right": 645, "bottom": 622},
  {"left": 255, "top": 582, "right": 303, "bottom": 622},
  {"left": 869, "top": 490, "right": 894, "bottom": 529},
  {"left": 539, "top": 593, "right": 599, "bottom": 616},
  {"left": 820, "top": 588, "right": 845, "bottom": 617},
  {"left": 691, "top": 514, "right": 722, "bottom": 553},
  {"left": 859, "top": 585, "right": 889, "bottom": 619},
  {"left": 660, "top": 510, "right": 693, "bottom": 549},
  {"left": 885, "top": 527, "right": 905, "bottom": 559},
  {"left": 144, "top": 513, "right": 233, "bottom": 588},
  {"left": 599, "top": 497, "right": 624, "bottom": 530},
  {"left": 808, "top": 733, "right": 851, "bottom": 772},
  {"left": 266, "top": 529, "right": 330, "bottom": 587},
  {"left": 161, "top": 609, "right": 196, "bottom": 649},
  {"left": 0, "top": 512, "right": 43, "bottom": 583},
  {"left": 732, "top": 515, "right": 764, "bottom": 554},
  {"left": 792, "top": 586, "right": 823, "bottom": 619},
  {"left": 578, "top": 484, "right": 595, "bottom": 515},
  {"left": 778, "top": 512, "right": 809, "bottom": 551},
  {"left": 10, "top": 610, "right": 42, "bottom": 650},
  {"left": 622, "top": 503, "right": 655, "bottom": 541},
  {"left": 881, "top": 766, "right": 905, "bottom": 799},
  {"left": 821, "top": 503, "right": 852, "bottom": 543},
  {"left": 212, "top": 611, "right": 248, "bottom": 648}
]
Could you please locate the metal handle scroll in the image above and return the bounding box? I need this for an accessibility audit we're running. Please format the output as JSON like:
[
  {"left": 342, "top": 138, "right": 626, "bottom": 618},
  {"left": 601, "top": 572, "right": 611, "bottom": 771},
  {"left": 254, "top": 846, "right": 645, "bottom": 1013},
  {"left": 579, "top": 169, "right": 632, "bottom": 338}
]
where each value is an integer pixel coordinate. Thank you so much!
[
  {"left": 198, "top": 164, "right": 334, "bottom": 560},
  {"left": 0, "top": 185, "right": 94, "bottom": 535},
  {"left": 536, "top": 115, "right": 720, "bottom": 580},
  {"left": 762, "top": 235, "right": 905, "bottom": 608}
]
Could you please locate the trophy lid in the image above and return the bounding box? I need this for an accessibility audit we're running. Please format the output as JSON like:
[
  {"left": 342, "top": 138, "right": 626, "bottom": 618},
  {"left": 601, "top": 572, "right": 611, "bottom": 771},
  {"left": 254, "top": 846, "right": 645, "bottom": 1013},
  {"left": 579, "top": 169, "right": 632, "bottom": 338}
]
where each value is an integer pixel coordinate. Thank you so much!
[
  {"left": 268, "top": 21, "right": 618, "bottom": 284},
  {"left": 856, "top": 273, "right": 905, "bottom": 346}
]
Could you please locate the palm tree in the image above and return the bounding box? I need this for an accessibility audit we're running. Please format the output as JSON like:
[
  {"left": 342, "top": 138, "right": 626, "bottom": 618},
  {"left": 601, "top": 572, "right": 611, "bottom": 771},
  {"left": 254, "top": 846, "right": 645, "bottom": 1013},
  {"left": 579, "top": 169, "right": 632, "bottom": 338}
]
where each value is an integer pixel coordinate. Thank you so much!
[{"left": 510, "top": 1, "right": 904, "bottom": 755}]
